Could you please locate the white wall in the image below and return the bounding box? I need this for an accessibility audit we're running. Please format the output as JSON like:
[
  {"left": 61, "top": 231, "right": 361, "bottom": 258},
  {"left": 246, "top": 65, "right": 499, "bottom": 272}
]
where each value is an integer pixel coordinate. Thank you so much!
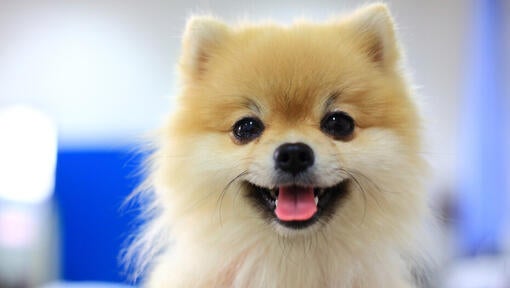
[{"left": 0, "top": 0, "right": 468, "bottom": 186}]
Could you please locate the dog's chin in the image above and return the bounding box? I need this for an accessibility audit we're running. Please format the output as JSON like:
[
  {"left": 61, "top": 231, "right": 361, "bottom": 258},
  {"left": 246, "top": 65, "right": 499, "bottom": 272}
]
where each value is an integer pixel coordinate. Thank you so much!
[{"left": 244, "top": 179, "right": 351, "bottom": 232}]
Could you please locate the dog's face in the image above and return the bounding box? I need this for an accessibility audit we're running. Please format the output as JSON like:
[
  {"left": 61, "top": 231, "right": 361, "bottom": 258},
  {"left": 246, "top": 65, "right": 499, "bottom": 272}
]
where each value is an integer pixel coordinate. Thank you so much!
[{"left": 160, "top": 5, "right": 424, "bottom": 238}]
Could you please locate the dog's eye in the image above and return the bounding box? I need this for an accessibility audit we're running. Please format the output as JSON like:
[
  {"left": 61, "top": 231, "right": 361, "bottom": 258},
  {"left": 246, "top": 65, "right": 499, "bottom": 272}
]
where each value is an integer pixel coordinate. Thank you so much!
[
  {"left": 320, "top": 111, "right": 355, "bottom": 139},
  {"left": 232, "top": 117, "right": 264, "bottom": 143}
]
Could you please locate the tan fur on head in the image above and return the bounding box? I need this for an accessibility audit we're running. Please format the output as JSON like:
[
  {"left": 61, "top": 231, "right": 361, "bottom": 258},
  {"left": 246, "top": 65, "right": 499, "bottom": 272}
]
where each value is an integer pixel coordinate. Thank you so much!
[{"left": 126, "top": 3, "right": 431, "bottom": 287}]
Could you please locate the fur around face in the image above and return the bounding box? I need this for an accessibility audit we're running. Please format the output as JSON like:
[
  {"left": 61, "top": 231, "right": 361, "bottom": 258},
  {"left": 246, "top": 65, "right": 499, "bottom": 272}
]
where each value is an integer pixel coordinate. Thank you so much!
[{"left": 127, "top": 3, "right": 430, "bottom": 288}]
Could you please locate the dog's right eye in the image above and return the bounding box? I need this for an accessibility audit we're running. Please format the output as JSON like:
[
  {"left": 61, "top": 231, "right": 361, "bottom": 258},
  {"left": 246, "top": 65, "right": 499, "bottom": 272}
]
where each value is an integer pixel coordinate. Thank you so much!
[{"left": 232, "top": 117, "right": 264, "bottom": 143}]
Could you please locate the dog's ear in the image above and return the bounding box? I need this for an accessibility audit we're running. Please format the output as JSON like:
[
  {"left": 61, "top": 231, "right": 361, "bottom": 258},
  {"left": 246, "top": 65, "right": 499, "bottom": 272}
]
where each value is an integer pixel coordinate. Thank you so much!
[
  {"left": 345, "top": 3, "right": 400, "bottom": 68},
  {"left": 180, "top": 16, "right": 229, "bottom": 79}
]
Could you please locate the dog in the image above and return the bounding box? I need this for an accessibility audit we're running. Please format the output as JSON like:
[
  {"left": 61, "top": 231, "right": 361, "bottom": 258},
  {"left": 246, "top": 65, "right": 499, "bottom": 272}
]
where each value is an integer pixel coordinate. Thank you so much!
[{"left": 126, "top": 3, "right": 431, "bottom": 287}]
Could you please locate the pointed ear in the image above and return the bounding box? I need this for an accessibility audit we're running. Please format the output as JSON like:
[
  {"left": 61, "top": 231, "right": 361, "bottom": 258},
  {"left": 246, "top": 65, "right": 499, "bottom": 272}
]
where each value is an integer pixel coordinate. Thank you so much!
[
  {"left": 180, "top": 16, "right": 229, "bottom": 79},
  {"left": 346, "top": 3, "right": 400, "bottom": 67}
]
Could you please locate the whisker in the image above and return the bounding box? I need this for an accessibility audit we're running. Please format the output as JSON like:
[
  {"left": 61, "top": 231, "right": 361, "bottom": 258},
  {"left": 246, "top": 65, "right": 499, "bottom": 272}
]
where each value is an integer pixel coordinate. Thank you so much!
[
  {"left": 182, "top": 163, "right": 246, "bottom": 211},
  {"left": 343, "top": 168, "right": 386, "bottom": 215},
  {"left": 346, "top": 168, "right": 385, "bottom": 194},
  {"left": 217, "top": 170, "right": 249, "bottom": 226},
  {"left": 337, "top": 168, "right": 368, "bottom": 225}
]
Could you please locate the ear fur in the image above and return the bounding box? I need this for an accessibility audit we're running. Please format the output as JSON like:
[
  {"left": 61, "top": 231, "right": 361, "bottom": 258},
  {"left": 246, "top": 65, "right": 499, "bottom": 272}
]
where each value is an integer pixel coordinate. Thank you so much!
[
  {"left": 346, "top": 3, "right": 400, "bottom": 67},
  {"left": 180, "top": 16, "right": 229, "bottom": 79}
]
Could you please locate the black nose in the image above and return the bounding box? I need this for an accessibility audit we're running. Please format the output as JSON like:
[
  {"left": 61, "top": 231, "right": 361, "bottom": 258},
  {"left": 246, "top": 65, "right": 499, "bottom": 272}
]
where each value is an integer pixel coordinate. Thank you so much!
[{"left": 274, "top": 142, "right": 315, "bottom": 175}]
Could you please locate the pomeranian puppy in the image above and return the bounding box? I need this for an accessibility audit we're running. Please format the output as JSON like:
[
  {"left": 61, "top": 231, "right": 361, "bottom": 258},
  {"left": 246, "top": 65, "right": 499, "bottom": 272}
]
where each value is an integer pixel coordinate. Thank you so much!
[{"left": 127, "top": 3, "right": 431, "bottom": 288}]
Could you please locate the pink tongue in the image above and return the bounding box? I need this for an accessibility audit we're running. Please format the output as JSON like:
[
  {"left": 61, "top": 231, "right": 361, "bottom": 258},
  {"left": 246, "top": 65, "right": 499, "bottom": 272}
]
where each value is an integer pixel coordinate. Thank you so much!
[{"left": 275, "top": 186, "right": 317, "bottom": 221}]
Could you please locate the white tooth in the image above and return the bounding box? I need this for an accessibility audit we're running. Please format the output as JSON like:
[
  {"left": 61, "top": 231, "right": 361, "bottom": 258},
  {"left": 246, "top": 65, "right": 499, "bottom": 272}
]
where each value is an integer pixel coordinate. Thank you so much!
[
  {"left": 314, "top": 196, "right": 319, "bottom": 205},
  {"left": 275, "top": 200, "right": 278, "bottom": 207}
]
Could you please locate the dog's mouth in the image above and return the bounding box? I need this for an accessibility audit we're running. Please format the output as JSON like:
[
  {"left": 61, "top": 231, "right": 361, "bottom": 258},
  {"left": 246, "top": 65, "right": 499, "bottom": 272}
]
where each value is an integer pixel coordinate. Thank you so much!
[{"left": 245, "top": 180, "right": 350, "bottom": 229}]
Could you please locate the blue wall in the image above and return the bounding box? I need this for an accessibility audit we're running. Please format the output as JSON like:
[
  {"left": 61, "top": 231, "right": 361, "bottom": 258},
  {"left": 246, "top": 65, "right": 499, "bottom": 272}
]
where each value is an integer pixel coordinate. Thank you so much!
[
  {"left": 53, "top": 149, "right": 143, "bottom": 283},
  {"left": 457, "top": 0, "right": 508, "bottom": 255}
]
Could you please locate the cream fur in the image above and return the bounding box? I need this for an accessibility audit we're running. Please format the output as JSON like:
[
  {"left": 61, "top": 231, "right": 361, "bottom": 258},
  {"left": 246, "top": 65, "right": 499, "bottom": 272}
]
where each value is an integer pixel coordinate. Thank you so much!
[{"left": 126, "top": 3, "right": 431, "bottom": 287}]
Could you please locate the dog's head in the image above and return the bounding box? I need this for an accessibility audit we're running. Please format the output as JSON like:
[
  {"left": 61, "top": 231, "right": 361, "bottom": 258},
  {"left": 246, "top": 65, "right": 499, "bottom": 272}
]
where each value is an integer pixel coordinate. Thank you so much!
[{"left": 157, "top": 4, "right": 425, "bottom": 239}]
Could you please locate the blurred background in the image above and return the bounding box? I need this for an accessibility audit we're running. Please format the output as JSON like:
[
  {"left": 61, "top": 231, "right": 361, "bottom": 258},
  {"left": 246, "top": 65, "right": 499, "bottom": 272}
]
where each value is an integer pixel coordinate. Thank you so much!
[{"left": 0, "top": 0, "right": 508, "bottom": 287}]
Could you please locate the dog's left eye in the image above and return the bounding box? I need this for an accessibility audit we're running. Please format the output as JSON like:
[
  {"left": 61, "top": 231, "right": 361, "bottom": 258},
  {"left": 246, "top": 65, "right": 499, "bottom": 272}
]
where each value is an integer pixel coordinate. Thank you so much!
[
  {"left": 320, "top": 111, "right": 355, "bottom": 139},
  {"left": 232, "top": 117, "right": 265, "bottom": 143}
]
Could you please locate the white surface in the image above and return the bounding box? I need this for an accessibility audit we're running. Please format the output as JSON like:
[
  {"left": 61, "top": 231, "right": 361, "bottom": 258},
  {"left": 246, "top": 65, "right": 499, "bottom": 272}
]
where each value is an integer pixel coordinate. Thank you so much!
[
  {"left": 442, "top": 256, "right": 510, "bottom": 288},
  {"left": 0, "top": 106, "right": 57, "bottom": 203}
]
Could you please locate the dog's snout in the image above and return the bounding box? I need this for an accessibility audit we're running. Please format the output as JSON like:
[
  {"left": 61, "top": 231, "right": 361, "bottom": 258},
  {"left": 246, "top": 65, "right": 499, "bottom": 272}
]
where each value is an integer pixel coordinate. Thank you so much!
[{"left": 274, "top": 142, "right": 314, "bottom": 175}]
